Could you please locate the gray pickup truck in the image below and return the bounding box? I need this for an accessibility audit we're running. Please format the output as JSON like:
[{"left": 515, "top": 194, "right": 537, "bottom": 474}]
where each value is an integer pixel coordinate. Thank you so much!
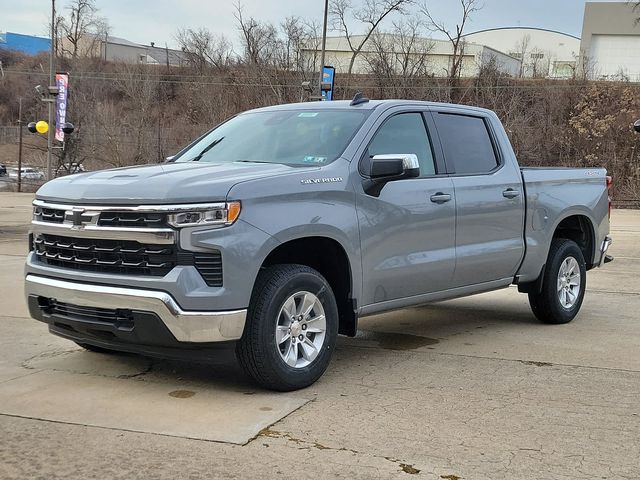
[{"left": 25, "top": 98, "right": 613, "bottom": 391}]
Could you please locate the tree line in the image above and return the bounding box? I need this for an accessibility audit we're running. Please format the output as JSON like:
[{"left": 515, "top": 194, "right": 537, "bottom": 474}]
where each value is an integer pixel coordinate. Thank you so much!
[{"left": 0, "top": 0, "right": 639, "bottom": 202}]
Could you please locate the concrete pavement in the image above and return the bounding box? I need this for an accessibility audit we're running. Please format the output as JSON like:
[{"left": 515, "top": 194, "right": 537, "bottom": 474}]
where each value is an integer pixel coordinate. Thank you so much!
[{"left": 0, "top": 193, "right": 638, "bottom": 479}]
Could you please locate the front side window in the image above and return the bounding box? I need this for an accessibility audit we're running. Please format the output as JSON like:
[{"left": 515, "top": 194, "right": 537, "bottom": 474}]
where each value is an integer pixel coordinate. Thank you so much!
[
  {"left": 174, "top": 110, "right": 369, "bottom": 167},
  {"left": 433, "top": 113, "right": 499, "bottom": 175},
  {"left": 366, "top": 113, "right": 436, "bottom": 176}
]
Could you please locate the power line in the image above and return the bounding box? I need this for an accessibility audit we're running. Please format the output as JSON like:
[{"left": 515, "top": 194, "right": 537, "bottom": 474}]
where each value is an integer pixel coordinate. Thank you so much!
[{"left": 5, "top": 69, "right": 640, "bottom": 90}]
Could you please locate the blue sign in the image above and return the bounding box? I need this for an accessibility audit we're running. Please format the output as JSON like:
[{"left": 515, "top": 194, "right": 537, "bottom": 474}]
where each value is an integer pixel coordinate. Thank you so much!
[{"left": 321, "top": 66, "right": 335, "bottom": 101}]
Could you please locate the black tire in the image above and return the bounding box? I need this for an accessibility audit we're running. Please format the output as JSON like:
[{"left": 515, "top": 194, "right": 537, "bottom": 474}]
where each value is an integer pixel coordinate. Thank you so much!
[
  {"left": 528, "top": 238, "right": 587, "bottom": 324},
  {"left": 236, "top": 264, "right": 338, "bottom": 391},
  {"left": 75, "top": 342, "right": 116, "bottom": 353}
]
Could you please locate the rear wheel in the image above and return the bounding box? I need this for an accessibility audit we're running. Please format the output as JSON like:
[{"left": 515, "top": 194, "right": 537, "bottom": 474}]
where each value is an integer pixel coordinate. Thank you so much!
[
  {"left": 528, "top": 239, "right": 587, "bottom": 324},
  {"left": 236, "top": 264, "right": 338, "bottom": 391}
]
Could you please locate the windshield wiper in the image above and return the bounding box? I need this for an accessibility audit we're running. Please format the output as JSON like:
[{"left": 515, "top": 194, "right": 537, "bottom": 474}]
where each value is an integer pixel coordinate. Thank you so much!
[
  {"left": 233, "top": 160, "right": 273, "bottom": 164},
  {"left": 191, "top": 137, "right": 225, "bottom": 162}
]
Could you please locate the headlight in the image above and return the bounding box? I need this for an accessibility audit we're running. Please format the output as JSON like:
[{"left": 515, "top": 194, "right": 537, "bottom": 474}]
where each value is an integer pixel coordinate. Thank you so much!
[{"left": 167, "top": 202, "right": 241, "bottom": 228}]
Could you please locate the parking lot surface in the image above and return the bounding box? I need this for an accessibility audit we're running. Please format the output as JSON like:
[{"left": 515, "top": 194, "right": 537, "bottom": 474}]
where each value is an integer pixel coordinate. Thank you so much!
[{"left": 0, "top": 192, "right": 638, "bottom": 479}]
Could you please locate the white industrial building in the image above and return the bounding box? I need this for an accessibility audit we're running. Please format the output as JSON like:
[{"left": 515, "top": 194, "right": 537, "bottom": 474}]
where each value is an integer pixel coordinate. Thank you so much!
[
  {"left": 302, "top": 34, "right": 521, "bottom": 78},
  {"left": 464, "top": 27, "right": 581, "bottom": 78},
  {"left": 579, "top": 2, "right": 640, "bottom": 81}
]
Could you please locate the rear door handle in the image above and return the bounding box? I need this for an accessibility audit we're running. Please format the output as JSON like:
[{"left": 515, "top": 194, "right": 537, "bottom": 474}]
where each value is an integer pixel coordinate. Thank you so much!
[
  {"left": 430, "top": 192, "right": 452, "bottom": 204},
  {"left": 503, "top": 188, "right": 521, "bottom": 199}
]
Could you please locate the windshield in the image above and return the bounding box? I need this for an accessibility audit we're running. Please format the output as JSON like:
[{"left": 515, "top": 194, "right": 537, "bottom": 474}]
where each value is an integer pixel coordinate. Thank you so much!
[{"left": 174, "top": 110, "right": 369, "bottom": 166}]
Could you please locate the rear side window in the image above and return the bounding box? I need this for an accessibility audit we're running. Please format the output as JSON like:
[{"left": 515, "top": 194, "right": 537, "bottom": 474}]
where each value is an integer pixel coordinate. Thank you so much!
[
  {"left": 366, "top": 113, "right": 436, "bottom": 176},
  {"left": 433, "top": 113, "right": 499, "bottom": 175}
]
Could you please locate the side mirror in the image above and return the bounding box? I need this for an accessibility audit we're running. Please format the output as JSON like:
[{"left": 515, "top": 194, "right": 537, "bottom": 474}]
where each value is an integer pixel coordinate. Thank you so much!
[
  {"left": 370, "top": 154, "right": 420, "bottom": 179},
  {"left": 634, "top": 120, "right": 640, "bottom": 133},
  {"left": 164, "top": 155, "right": 175, "bottom": 163},
  {"left": 364, "top": 154, "right": 420, "bottom": 196}
]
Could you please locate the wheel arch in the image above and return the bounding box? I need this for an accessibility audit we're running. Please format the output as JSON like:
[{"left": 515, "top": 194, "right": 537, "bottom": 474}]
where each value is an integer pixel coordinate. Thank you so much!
[
  {"left": 519, "top": 212, "right": 596, "bottom": 294},
  {"left": 551, "top": 213, "right": 596, "bottom": 269},
  {"left": 256, "top": 235, "right": 358, "bottom": 337}
]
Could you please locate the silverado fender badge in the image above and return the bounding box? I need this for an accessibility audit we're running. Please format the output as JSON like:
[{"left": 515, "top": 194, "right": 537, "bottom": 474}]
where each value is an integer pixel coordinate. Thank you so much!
[{"left": 301, "top": 177, "right": 343, "bottom": 185}]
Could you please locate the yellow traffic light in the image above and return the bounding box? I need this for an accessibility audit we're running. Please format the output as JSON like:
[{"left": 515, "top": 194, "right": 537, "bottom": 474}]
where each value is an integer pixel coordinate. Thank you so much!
[{"left": 35, "top": 121, "right": 49, "bottom": 134}]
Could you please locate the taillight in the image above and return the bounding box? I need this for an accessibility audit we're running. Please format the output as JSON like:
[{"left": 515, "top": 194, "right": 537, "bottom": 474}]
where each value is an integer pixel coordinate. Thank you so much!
[{"left": 606, "top": 175, "right": 613, "bottom": 220}]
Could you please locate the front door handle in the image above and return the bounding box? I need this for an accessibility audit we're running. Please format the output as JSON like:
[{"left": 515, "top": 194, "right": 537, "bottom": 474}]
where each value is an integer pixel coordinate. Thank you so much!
[
  {"left": 430, "top": 192, "right": 452, "bottom": 204},
  {"left": 503, "top": 188, "right": 521, "bottom": 199}
]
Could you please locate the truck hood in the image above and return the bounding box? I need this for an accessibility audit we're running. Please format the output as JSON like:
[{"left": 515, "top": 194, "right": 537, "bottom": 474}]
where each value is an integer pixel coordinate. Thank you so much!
[{"left": 36, "top": 162, "right": 311, "bottom": 205}]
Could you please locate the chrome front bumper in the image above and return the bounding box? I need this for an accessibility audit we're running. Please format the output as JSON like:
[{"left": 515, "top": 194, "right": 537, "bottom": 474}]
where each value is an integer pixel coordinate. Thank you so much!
[{"left": 25, "top": 275, "right": 246, "bottom": 343}]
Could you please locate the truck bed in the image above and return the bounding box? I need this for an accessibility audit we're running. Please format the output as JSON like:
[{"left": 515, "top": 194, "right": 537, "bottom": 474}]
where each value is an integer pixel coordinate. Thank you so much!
[{"left": 517, "top": 167, "right": 610, "bottom": 282}]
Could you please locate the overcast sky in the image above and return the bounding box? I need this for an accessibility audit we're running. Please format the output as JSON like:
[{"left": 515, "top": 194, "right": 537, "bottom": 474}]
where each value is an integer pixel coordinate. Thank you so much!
[{"left": 0, "top": 0, "right": 627, "bottom": 48}]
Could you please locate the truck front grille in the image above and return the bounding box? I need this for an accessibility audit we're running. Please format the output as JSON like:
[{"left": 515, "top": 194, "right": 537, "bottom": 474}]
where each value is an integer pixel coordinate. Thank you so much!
[
  {"left": 34, "top": 205, "right": 167, "bottom": 228},
  {"left": 34, "top": 207, "right": 65, "bottom": 223},
  {"left": 33, "top": 233, "right": 177, "bottom": 276},
  {"left": 97, "top": 212, "right": 167, "bottom": 228}
]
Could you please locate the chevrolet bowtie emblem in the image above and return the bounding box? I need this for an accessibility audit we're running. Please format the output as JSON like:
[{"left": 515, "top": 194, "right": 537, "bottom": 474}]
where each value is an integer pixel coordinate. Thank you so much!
[{"left": 70, "top": 207, "right": 85, "bottom": 227}]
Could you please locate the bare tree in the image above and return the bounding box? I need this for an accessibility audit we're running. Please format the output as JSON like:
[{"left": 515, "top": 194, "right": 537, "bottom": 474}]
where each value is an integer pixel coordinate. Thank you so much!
[
  {"left": 176, "top": 28, "right": 233, "bottom": 72},
  {"left": 329, "top": 0, "right": 415, "bottom": 76},
  {"left": 234, "top": 1, "right": 281, "bottom": 66},
  {"left": 420, "top": 0, "right": 481, "bottom": 96},
  {"left": 573, "top": 50, "right": 597, "bottom": 81},
  {"left": 280, "top": 16, "right": 320, "bottom": 72},
  {"left": 364, "top": 19, "right": 434, "bottom": 96},
  {"left": 59, "top": 0, "right": 109, "bottom": 59},
  {"left": 529, "top": 48, "right": 550, "bottom": 78},
  {"left": 513, "top": 34, "right": 530, "bottom": 77}
]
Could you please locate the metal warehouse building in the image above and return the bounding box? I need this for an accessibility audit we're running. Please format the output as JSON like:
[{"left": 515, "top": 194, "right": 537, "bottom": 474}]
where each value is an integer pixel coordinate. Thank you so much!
[
  {"left": 302, "top": 34, "right": 521, "bottom": 78},
  {"left": 464, "top": 27, "right": 581, "bottom": 78},
  {"left": 0, "top": 32, "right": 50, "bottom": 55}
]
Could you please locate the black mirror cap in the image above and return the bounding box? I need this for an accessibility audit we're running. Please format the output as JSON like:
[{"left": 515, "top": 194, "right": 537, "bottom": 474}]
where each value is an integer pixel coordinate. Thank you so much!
[
  {"left": 61, "top": 122, "right": 75, "bottom": 134},
  {"left": 369, "top": 154, "right": 420, "bottom": 179},
  {"left": 634, "top": 120, "right": 640, "bottom": 133},
  {"left": 370, "top": 157, "right": 405, "bottom": 178}
]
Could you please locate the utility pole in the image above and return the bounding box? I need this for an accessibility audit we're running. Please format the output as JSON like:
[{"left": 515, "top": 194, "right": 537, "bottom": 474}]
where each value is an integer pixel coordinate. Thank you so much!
[
  {"left": 318, "top": 0, "right": 329, "bottom": 98},
  {"left": 17, "top": 98, "right": 23, "bottom": 193},
  {"left": 46, "top": 0, "right": 56, "bottom": 181}
]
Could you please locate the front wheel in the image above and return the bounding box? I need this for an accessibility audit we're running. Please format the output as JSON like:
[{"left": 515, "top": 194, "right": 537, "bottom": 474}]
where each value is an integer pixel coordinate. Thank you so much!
[
  {"left": 528, "top": 239, "right": 587, "bottom": 324},
  {"left": 236, "top": 264, "right": 338, "bottom": 391}
]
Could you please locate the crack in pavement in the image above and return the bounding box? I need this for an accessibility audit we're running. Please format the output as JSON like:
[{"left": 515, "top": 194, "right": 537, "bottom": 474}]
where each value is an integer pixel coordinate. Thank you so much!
[
  {"left": 257, "top": 426, "right": 422, "bottom": 475},
  {"left": 339, "top": 343, "right": 640, "bottom": 374},
  {"left": 434, "top": 351, "right": 640, "bottom": 374},
  {"left": 0, "top": 369, "right": 43, "bottom": 386},
  {"left": 19, "top": 348, "right": 155, "bottom": 380},
  {"left": 0, "top": 412, "right": 246, "bottom": 446},
  {"left": 586, "top": 289, "right": 640, "bottom": 297}
]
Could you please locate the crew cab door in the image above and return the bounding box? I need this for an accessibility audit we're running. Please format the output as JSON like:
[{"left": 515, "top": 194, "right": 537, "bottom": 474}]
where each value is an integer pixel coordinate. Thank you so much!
[
  {"left": 355, "top": 110, "right": 456, "bottom": 307},
  {"left": 430, "top": 109, "right": 525, "bottom": 287}
]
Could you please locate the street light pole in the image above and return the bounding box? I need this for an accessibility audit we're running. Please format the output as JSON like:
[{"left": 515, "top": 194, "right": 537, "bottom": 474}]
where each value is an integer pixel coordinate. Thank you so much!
[
  {"left": 47, "top": 0, "right": 56, "bottom": 181},
  {"left": 318, "top": 0, "right": 329, "bottom": 99}
]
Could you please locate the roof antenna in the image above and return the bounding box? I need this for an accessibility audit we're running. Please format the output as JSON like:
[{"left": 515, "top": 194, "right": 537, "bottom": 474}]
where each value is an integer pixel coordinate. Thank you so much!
[{"left": 350, "top": 92, "right": 369, "bottom": 106}]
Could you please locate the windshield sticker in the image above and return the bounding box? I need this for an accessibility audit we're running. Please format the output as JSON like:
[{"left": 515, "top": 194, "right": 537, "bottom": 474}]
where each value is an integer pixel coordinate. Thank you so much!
[
  {"left": 298, "top": 112, "right": 319, "bottom": 117},
  {"left": 303, "top": 156, "right": 327, "bottom": 164}
]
